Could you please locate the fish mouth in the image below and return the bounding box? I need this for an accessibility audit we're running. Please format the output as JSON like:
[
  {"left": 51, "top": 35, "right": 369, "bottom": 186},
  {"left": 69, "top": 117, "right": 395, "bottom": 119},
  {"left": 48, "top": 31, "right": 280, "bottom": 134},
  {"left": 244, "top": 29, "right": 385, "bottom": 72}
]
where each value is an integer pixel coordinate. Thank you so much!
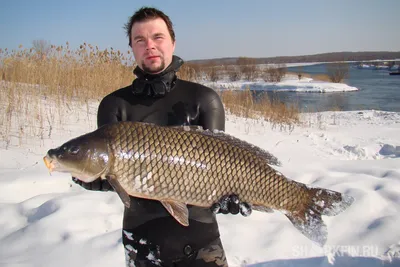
[
  {"left": 43, "top": 155, "right": 58, "bottom": 172},
  {"left": 42, "top": 153, "right": 107, "bottom": 182}
]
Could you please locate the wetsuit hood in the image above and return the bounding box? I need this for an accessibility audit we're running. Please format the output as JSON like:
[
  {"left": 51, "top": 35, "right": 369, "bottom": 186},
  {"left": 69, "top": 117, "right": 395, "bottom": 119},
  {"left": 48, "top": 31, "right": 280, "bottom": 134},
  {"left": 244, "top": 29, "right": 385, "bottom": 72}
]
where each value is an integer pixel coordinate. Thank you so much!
[{"left": 132, "top": 55, "right": 184, "bottom": 97}]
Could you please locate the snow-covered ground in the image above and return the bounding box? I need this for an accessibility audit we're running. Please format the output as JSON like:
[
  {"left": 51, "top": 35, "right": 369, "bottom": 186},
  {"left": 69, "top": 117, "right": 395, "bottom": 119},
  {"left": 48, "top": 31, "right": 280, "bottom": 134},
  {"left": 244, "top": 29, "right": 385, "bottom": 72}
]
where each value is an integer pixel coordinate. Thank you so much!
[
  {"left": 1, "top": 78, "right": 400, "bottom": 267},
  {"left": 201, "top": 75, "right": 359, "bottom": 93}
]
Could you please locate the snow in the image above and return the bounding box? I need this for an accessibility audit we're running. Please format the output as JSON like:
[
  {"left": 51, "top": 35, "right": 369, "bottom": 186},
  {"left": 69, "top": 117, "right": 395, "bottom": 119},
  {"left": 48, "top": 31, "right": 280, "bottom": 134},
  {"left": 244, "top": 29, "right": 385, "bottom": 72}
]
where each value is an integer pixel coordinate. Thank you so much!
[
  {"left": 1, "top": 78, "right": 400, "bottom": 267},
  {"left": 201, "top": 75, "right": 359, "bottom": 93},
  {"left": 220, "top": 111, "right": 400, "bottom": 266}
]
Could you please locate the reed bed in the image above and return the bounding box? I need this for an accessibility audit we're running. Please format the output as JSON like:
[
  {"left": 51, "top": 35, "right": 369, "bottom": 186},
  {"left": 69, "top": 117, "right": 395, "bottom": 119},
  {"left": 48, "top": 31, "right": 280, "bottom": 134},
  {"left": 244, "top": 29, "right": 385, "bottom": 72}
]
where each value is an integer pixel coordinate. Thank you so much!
[
  {"left": 219, "top": 88, "right": 300, "bottom": 131},
  {"left": 0, "top": 43, "right": 301, "bottom": 148}
]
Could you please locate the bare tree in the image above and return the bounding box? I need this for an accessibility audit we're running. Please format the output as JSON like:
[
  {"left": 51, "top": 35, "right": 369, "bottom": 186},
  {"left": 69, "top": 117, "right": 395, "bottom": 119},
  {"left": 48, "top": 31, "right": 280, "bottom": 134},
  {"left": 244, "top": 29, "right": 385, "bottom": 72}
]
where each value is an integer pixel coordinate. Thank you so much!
[
  {"left": 207, "top": 66, "right": 219, "bottom": 82},
  {"left": 237, "top": 57, "right": 257, "bottom": 81},
  {"left": 32, "top": 39, "right": 51, "bottom": 59},
  {"left": 237, "top": 57, "right": 255, "bottom": 66},
  {"left": 262, "top": 64, "right": 287, "bottom": 82},
  {"left": 228, "top": 66, "right": 241, "bottom": 81},
  {"left": 326, "top": 63, "right": 349, "bottom": 83},
  {"left": 241, "top": 65, "right": 257, "bottom": 81}
]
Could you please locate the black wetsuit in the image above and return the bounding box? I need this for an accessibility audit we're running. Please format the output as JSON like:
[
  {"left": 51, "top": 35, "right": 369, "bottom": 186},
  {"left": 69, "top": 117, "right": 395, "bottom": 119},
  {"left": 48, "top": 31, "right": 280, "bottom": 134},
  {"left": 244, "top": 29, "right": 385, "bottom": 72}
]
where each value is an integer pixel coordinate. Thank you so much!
[{"left": 94, "top": 56, "right": 228, "bottom": 267}]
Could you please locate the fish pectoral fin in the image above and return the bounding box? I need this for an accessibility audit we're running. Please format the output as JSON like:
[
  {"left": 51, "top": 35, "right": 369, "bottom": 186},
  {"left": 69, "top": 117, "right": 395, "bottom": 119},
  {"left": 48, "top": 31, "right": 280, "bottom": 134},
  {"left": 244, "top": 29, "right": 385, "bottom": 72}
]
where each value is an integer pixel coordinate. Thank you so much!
[
  {"left": 160, "top": 200, "right": 189, "bottom": 226},
  {"left": 105, "top": 175, "right": 131, "bottom": 208}
]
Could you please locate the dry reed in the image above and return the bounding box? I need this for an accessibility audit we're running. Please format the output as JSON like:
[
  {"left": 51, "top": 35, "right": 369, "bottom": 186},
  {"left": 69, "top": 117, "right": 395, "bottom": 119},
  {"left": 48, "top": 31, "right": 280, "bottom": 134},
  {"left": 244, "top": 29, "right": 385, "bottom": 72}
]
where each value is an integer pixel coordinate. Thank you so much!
[
  {"left": 1, "top": 43, "right": 135, "bottom": 102},
  {"left": 1, "top": 43, "right": 302, "bottom": 148},
  {"left": 219, "top": 87, "right": 300, "bottom": 130}
]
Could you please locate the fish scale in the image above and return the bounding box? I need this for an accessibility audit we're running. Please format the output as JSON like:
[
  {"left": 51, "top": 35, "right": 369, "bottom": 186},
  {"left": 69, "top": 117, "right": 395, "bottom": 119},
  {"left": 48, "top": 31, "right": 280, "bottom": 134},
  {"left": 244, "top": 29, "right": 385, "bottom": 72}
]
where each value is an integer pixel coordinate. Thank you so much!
[{"left": 43, "top": 121, "right": 354, "bottom": 246}]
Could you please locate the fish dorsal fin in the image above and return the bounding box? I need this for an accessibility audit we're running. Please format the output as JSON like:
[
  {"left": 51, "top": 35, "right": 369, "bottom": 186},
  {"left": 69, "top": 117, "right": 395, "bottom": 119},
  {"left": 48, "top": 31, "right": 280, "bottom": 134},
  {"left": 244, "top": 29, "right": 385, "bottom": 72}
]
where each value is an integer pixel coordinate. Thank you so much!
[
  {"left": 106, "top": 175, "right": 131, "bottom": 208},
  {"left": 160, "top": 200, "right": 189, "bottom": 226}
]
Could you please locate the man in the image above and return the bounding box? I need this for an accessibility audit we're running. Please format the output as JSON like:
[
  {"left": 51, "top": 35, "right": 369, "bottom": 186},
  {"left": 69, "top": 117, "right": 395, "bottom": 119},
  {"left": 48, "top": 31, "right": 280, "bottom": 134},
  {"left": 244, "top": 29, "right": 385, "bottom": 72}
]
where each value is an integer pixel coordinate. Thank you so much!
[{"left": 73, "top": 7, "right": 251, "bottom": 267}]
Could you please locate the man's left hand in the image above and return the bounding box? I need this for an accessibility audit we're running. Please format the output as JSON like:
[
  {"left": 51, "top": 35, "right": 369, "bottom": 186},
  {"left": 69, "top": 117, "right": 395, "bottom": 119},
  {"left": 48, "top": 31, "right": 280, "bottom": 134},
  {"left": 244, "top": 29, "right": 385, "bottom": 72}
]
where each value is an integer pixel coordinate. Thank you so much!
[{"left": 211, "top": 194, "right": 252, "bottom": 216}]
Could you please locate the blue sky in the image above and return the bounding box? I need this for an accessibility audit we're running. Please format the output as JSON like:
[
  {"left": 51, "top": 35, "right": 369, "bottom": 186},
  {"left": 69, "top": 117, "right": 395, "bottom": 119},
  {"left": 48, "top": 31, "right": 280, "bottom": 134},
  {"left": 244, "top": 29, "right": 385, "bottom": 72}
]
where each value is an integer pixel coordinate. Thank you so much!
[{"left": 1, "top": 0, "right": 399, "bottom": 60}]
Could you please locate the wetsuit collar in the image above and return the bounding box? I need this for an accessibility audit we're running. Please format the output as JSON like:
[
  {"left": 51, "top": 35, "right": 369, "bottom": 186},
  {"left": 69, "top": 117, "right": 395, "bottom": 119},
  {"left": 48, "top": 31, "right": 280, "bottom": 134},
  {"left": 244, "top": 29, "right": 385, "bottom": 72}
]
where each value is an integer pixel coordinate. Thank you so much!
[{"left": 132, "top": 55, "right": 184, "bottom": 97}]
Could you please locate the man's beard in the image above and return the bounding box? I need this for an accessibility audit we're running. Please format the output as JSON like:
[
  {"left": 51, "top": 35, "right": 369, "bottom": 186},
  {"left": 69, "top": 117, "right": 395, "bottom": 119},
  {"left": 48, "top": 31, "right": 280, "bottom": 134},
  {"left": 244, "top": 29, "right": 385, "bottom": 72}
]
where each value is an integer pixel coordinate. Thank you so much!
[{"left": 141, "top": 57, "right": 166, "bottom": 74}]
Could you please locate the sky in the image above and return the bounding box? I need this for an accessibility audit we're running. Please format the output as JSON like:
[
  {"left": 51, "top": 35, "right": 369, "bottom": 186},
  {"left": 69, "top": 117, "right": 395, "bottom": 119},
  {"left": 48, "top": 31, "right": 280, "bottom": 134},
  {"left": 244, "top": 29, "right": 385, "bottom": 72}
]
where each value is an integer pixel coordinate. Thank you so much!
[{"left": 1, "top": 0, "right": 400, "bottom": 61}]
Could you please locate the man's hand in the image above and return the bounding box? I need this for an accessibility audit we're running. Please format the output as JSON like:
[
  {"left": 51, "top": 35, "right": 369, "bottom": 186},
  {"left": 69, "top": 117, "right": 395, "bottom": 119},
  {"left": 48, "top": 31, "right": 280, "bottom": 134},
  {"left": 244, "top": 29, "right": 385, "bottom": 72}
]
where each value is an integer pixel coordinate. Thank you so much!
[
  {"left": 211, "top": 194, "right": 252, "bottom": 216},
  {"left": 72, "top": 177, "right": 114, "bottom": 192}
]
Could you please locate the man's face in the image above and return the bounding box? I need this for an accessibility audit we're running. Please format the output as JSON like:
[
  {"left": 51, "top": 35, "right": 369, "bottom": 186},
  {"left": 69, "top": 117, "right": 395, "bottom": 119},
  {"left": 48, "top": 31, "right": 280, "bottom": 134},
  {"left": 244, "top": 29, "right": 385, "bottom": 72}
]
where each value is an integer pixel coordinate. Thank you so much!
[{"left": 131, "top": 17, "right": 175, "bottom": 74}]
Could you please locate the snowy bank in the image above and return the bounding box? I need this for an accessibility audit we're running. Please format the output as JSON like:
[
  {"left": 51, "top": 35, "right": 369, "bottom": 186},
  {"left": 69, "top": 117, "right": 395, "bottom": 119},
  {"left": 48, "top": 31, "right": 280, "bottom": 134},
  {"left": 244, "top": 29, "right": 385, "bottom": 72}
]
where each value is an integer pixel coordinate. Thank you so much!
[
  {"left": 201, "top": 75, "right": 359, "bottom": 93},
  {"left": 1, "top": 95, "right": 399, "bottom": 267}
]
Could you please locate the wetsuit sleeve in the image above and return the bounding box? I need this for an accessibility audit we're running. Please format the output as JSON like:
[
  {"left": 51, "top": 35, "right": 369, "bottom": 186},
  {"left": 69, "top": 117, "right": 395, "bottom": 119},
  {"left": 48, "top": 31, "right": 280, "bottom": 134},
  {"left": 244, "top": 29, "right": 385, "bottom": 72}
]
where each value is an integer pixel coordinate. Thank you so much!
[
  {"left": 97, "top": 95, "right": 121, "bottom": 128},
  {"left": 199, "top": 89, "right": 225, "bottom": 131}
]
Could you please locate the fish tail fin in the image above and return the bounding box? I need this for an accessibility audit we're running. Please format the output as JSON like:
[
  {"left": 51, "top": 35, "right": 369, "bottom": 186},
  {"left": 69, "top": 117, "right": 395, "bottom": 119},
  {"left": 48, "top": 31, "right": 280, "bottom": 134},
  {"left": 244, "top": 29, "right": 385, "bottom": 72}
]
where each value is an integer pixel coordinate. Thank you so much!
[{"left": 285, "top": 187, "right": 354, "bottom": 246}]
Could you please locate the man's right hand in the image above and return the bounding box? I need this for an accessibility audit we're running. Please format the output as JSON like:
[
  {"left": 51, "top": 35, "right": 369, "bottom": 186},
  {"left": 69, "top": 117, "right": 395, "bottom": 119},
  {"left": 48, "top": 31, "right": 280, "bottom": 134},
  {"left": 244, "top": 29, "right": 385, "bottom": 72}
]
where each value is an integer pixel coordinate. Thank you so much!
[{"left": 72, "top": 177, "right": 114, "bottom": 191}]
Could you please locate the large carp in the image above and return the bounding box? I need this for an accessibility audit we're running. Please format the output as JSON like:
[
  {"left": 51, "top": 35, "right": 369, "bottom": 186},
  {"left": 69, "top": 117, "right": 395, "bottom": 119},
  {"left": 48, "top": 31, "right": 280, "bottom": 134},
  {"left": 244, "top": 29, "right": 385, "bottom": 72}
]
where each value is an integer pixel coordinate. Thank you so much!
[{"left": 43, "top": 121, "right": 354, "bottom": 246}]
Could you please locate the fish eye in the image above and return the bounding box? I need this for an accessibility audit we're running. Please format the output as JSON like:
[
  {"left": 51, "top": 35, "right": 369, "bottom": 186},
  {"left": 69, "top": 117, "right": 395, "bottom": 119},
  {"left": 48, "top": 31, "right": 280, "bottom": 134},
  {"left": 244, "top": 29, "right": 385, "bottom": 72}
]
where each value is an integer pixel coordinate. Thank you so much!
[{"left": 69, "top": 146, "right": 80, "bottom": 155}]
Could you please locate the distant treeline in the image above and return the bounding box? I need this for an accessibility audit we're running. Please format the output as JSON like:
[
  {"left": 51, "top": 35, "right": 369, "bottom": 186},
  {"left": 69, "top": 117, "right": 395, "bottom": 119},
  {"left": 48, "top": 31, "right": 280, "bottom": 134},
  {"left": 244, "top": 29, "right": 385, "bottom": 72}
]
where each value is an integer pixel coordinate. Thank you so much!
[{"left": 188, "top": 51, "right": 400, "bottom": 65}]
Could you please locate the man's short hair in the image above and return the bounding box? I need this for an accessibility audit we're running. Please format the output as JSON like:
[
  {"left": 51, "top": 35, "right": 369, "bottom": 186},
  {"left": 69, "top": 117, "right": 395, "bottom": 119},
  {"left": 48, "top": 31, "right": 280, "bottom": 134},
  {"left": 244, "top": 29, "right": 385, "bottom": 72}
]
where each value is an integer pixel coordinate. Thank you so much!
[{"left": 124, "top": 7, "right": 175, "bottom": 47}]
